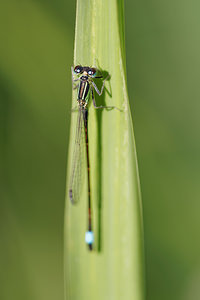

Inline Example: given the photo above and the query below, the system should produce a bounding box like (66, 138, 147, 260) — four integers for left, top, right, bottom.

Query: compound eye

(87, 68, 96, 77)
(74, 65, 83, 74)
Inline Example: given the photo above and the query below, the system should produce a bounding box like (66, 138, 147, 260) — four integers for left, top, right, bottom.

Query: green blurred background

(1, 0, 200, 299)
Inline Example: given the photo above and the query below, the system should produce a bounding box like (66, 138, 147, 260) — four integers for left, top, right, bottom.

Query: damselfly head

(74, 65, 97, 78)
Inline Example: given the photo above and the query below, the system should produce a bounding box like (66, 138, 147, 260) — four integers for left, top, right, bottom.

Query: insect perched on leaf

(69, 65, 119, 250)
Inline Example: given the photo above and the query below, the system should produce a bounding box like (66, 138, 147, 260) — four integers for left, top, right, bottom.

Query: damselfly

(69, 65, 119, 251)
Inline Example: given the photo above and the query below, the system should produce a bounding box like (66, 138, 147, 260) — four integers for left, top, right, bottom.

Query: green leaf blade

(65, 1, 145, 299)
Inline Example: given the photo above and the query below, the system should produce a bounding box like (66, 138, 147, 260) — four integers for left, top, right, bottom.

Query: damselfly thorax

(77, 72, 91, 108)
